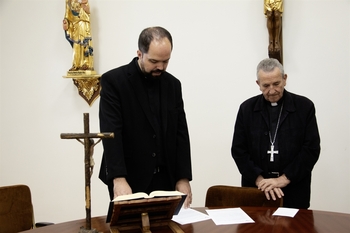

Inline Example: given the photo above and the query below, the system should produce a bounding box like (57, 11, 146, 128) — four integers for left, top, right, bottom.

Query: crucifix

(267, 145, 278, 162)
(61, 113, 114, 233)
(264, 0, 284, 64)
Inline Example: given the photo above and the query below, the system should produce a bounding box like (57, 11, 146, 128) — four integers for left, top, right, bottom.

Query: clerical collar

(268, 97, 284, 107)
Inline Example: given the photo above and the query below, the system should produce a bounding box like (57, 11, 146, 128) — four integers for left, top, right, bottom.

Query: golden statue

(264, 0, 283, 53)
(62, 0, 101, 106)
(63, 0, 94, 72)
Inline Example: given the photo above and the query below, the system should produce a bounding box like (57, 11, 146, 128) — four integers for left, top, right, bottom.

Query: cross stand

(61, 113, 114, 233)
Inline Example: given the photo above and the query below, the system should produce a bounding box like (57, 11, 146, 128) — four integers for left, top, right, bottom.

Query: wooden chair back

(0, 184, 35, 233)
(205, 185, 282, 208)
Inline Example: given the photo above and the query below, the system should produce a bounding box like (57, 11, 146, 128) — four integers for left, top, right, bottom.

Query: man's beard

(140, 63, 164, 79)
(145, 70, 163, 79)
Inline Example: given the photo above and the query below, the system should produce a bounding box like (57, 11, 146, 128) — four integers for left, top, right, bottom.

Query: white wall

(1, 0, 349, 224)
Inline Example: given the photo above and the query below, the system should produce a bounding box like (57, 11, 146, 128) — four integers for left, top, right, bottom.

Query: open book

(112, 190, 185, 202)
(112, 190, 187, 215)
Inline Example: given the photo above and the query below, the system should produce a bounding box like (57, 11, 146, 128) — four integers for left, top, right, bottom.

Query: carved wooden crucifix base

(61, 113, 114, 232)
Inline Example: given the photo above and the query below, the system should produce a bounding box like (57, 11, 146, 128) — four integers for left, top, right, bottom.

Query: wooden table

(20, 207, 350, 233)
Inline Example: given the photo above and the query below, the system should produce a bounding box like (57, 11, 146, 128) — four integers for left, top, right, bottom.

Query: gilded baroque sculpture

(264, 0, 283, 63)
(62, 0, 101, 106)
(63, 0, 94, 72)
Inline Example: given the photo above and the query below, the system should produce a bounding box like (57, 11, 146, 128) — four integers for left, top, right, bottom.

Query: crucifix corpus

(264, 0, 283, 64)
(61, 113, 114, 233)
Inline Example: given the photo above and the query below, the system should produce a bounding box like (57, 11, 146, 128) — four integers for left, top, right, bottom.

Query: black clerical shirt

(136, 62, 165, 167)
(266, 98, 284, 173)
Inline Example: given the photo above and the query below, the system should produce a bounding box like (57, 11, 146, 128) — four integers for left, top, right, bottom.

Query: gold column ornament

(62, 0, 101, 106)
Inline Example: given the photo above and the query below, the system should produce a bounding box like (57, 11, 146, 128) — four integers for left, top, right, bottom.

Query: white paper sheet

(205, 208, 255, 225)
(272, 207, 299, 217)
(171, 208, 211, 225)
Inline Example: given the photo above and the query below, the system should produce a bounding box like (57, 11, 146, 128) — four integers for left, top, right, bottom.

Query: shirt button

(152, 153, 156, 157)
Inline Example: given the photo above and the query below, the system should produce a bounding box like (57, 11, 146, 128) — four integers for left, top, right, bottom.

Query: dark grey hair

(138, 26, 173, 53)
(256, 58, 284, 79)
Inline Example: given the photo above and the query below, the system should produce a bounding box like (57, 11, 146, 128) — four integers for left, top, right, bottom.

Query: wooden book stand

(109, 196, 184, 233)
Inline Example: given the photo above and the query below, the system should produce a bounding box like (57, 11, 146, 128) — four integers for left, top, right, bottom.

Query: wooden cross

(61, 113, 114, 233)
(267, 145, 278, 162)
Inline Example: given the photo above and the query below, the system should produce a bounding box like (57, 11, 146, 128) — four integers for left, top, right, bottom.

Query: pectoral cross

(267, 144, 278, 162)
(61, 113, 114, 233)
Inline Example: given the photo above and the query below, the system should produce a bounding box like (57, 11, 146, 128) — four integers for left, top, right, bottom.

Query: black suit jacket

(231, 90, 320, 208)
(99, 58, 192, 193)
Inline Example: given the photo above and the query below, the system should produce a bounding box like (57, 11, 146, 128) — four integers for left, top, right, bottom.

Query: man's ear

(283, 74, 288, 86)
(137, 50, 142, 59)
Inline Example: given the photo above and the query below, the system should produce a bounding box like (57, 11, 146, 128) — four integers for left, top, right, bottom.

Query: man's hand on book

(113, 177, 132, 199)
(175, 179, 192, 208)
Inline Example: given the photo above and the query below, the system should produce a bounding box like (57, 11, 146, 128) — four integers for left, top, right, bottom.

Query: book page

(112, 192, 148, 202)
(149, 190, 185, 197)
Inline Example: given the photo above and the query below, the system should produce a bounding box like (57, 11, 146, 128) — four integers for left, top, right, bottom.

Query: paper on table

(171, 208, 211, 225)
(205, 208, 254, 225)
(272, 207, 299, 217)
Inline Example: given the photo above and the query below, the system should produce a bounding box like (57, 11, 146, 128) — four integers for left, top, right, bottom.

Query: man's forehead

(145, 40, 172, 61)
(144, 52, 171, 61)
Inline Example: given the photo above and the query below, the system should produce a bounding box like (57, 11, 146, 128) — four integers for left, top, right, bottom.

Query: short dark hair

(138, 26, 173, 53)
